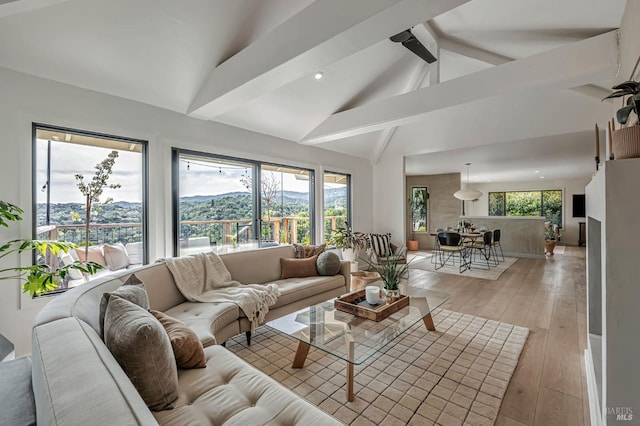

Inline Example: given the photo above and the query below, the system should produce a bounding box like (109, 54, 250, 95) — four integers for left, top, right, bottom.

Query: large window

(172, 149, 314, 255)
(33, 124, 147, 293)
(410, 187, 428, 232)
(323, 172, 351, 241)
(489, 190, 563, 226)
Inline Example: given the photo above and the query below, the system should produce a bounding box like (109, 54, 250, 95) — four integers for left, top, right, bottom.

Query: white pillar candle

(365, 286, 380, 305)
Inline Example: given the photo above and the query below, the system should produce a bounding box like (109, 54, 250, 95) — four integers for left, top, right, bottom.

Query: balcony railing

(37, 215, 347, 249)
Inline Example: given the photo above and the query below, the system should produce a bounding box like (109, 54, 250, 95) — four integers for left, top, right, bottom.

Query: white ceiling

(0, 0, 628, 183)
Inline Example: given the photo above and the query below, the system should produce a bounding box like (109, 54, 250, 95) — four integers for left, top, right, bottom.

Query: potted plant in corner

(408, 188, 428, 251)
(329, 222, 367, 263)
(604, 79, 640, 159)
(544, 224, 560, 256)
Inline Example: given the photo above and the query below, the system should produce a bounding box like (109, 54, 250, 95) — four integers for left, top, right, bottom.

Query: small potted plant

(544, 224, 560, 256)
(603, 80, 640, 159)
(363, 253, 411, 301)
(458, 219, 473, 232)
(329, 222, 367, 262)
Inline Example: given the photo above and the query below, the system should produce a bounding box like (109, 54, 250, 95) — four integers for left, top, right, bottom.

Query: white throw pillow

(103, 243, 130, 271)
(125, 242, 143, 265)
(60, 252, 83, 280)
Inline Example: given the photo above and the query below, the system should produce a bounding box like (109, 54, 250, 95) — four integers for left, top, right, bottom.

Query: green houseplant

(544, 224, 560, 256)
(329, 221, 367, 262)
(408, 188, 428, 250)
(604, 80, 640, 159)
(0, 201, 102, 296)
(363, 253, 411, 300)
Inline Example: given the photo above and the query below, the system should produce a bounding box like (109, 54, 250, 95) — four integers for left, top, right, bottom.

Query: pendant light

(454, 163, 483, 201)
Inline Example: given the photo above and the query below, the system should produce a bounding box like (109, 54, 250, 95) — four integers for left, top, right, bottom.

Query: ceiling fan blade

(402, 38, 437, 64)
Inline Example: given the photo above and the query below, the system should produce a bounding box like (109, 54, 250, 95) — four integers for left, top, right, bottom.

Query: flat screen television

(573, 194, 586, 218)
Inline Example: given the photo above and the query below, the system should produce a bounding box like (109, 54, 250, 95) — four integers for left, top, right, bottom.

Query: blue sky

(36, 139, 318, 203)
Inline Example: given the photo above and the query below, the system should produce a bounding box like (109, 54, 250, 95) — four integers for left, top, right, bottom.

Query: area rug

(410, 255, 518, 281)
(226, 309, 529, 425)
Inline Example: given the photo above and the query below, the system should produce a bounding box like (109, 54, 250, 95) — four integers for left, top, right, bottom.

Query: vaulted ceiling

(0, 0, 628, 182)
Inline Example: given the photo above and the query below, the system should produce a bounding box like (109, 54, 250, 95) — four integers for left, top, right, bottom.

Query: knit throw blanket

(161, 252, 280, 332)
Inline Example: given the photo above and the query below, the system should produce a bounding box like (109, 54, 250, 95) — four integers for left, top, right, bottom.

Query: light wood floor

(405, 247, 589, 426)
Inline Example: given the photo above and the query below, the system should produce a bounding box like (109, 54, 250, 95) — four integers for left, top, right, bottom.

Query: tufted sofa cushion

(151, 345, 339, 425)
(164, 302, 240, 347)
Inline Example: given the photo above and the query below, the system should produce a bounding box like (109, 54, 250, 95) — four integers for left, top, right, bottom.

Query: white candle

(365, 286, 380, 305)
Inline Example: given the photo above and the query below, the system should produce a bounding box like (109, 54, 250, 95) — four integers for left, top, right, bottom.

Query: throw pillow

(103, 243, 130, 271)
(59, 252, 84, 280)
(74, 245, 107, 267)
(104, 295, 178, 411)
(316, 251, 341, 276)
(369, 233, 392, 257)
(293, 243, 326, 259)
(125, 242, 143, 265)
(149, 309, 207, 369)
(99, 275, 149, 339)
(280, 255, 319, 279)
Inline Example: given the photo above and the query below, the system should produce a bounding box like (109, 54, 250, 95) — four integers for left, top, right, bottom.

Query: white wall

(466, 177, 590, 246)
(0, 66, 374, 356)
(372, 153, 405, 239)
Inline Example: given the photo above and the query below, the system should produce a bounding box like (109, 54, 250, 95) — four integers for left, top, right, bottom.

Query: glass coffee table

(266, 285, 450, 401)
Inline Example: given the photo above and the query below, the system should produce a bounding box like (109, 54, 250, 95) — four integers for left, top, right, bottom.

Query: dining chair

(436, 232, 470, 273)
(492, 229, 504, 262)
(431, 228, 444, 265)
(466, 231, 496, 270)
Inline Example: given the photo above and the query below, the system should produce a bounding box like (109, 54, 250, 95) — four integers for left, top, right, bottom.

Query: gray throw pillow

(104, 295, 178, 411)
(99, 275, 149, 339)
(316, 251, 341, 276)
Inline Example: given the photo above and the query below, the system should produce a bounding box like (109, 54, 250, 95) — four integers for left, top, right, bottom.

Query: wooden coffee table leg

(292, 342, 310, 368)
(423, 314, 436, 331)
(346, 339, 355, 402)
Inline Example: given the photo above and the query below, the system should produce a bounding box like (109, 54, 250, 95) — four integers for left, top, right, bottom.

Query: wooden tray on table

(334, 289, 409, 322)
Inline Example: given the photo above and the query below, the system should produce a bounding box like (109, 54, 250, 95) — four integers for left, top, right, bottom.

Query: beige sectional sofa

(32, 245, 348, 425)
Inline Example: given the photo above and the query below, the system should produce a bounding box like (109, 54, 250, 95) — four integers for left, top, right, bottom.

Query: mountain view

(37, 188, 347, 246)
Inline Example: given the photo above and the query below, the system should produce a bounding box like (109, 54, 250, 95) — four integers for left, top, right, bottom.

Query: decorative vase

(383, 288, 400, 302)
(341, 248, 358, 262)
(544, 240, 556, 256)
(612, 126, 640, 159)
(407, 240, 419, 251)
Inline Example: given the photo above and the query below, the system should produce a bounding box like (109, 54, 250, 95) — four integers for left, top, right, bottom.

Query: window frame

(31, 123, 149, 295)
(409, 186, 429, 233)
(488, 189, 563, 227)
(171, 148, 316, 255)
(323, 171, 352, 243)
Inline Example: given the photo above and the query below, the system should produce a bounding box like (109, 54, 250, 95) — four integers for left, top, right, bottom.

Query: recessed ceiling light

(540, 176, 545, 179)
(314, 72, 324, 80)
(534, 170, 540, 173)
